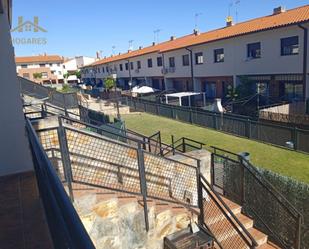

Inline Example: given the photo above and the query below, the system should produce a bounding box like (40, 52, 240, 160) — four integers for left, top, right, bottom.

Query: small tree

(226, 84, 238, 101)
(61, 84, 71, 93)
(104, 76, 116, 91)
(235, 76, 255, 99)
(33, 72, 42, 81)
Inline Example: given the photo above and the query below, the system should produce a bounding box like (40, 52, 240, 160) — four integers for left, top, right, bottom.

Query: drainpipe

(185, 48, 194, 91)
(298, 24, 308, 110)
(127, 59, 133, 88)
(161, 52, 167, 90)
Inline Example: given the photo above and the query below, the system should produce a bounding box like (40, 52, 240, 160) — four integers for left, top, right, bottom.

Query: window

(283, 82, 303, 100)
(119, 64, 123, 71)
(137, 61, 141, 69)
(182, 54, 190, 66)
(281, 36, 299, 56)
(23, 73, 30, 79)
(97, 68, 101, 73)
(106, 66, 109, 73)
(41, 72, 48, 78)
(247, 42, 261, 59)
(195, 52, 203, 64)
(57, 63, 60, 66)
(147, 58, 153, 68)
(169, 57, 175, 68)
(214, 48, 224, 63)
(21, 64, 27, 68)
(39, 64, 45, 67)
(125, 63, 129, 70)
(157, 57, 163, 67)
(130, 62, 134, 70)
(102, 67, 105, 73)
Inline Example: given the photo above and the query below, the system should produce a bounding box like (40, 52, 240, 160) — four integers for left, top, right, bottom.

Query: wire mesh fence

(65, 127, 142, 195)
(211, 149, 302, 249)
(144, 151, 198, 206)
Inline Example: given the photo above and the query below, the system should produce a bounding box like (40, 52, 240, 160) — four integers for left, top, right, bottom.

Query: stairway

(205, 194, 281, 249)
(71, 183, 196, 249)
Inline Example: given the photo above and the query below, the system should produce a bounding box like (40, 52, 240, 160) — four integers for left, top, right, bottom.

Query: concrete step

(248, 227, 268, 246)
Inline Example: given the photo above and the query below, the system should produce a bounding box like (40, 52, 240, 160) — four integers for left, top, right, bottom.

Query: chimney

(226, 16, 233, 27)
(96, 51, 101, 59)
(193, 29, 200, 36)
(128, 49, 132, 53)
(152, 42, 156, 46)
(119, 52, 121, 55)
(273, 6, 286, 15)
(139, 46, 143, 50)
(170, 36, 176, 41)
(44, 52, 47, 56)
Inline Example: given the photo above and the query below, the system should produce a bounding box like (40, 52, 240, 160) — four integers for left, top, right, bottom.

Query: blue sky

(12, 0, 309, 58)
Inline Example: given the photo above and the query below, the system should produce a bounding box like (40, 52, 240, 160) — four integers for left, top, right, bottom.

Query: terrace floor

(0, 171, 54, 249)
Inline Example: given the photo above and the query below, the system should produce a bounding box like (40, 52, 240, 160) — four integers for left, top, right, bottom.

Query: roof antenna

(228, 1, 233, 17)
(128, 40, 134, 50)
(153, 29, 162, 43)
(235, 0, 240, 23)
(194, 13, 203, 30)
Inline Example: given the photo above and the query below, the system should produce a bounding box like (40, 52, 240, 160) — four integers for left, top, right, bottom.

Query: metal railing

(210, 146, 303, 249)
(122, 97, 309, 153)
(199, 174, 258, 249)
(20, 76, 79, 109)
(171, 135, 205, 153)
(35, 119, 200, 232)
(26, 119, 95, 249)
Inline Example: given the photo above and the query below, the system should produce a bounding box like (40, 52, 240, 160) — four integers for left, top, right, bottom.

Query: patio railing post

(57, 117, 74, 202)
(197, 160, 204, 225)
(137, 143, 149, 231)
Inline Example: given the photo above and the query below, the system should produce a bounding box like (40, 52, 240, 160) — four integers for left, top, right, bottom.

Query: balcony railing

(26, 118, 95, 249)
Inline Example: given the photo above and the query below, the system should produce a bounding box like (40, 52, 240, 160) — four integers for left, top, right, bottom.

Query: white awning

(68, 75, 78, 81)
(165, 92, 202, 98)
(132, 86, 158, 94)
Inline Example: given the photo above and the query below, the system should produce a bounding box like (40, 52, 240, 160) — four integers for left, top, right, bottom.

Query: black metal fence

(122, 97, 309, 154)
(211, 147, 303, 249)
(19, 76, 79, 109)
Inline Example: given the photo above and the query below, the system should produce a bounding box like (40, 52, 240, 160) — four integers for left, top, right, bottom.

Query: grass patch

(122, 112, 309, 184)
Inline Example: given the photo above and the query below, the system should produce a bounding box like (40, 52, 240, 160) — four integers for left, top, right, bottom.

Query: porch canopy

(164, 92, 206, 107)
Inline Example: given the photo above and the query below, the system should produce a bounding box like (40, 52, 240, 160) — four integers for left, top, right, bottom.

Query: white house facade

(81, 5, 309, 102)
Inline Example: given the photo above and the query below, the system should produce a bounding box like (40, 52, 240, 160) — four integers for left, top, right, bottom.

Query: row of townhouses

(16, 54, 96, 84)
(81, 5, 309, 102)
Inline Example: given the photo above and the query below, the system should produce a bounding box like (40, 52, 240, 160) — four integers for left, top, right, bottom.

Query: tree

(104, 76, 116, 90)
(33, 72, 42, 81)
(235, 76, 255, 99)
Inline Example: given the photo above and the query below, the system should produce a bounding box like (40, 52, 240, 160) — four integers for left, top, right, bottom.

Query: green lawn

(122, 113, 309, 184)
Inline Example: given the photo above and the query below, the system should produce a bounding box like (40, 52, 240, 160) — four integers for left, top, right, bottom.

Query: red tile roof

(15, 55, 64, 64)
(86, 5, 309, 67)
(160, 4, 309, 52)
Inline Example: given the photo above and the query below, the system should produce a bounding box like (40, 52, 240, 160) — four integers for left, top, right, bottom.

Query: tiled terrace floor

(0, 171, 54, 249)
